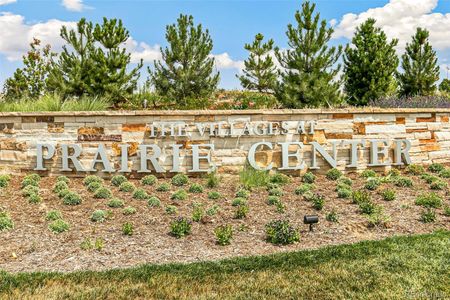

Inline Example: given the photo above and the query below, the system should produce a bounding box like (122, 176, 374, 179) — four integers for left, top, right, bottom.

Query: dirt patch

(0, 170, 449, 273)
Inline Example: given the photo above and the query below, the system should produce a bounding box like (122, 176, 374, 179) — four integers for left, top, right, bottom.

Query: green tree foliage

(3, 38, 56, 100)
(48, 18, 142, 105)
(275, 1, 343, 108)
(439, 78, 450, 93)
(343, 18, 399, 106)
(238, 33, 277, 93)
(149, 14, 219, 109)
(398, 28, 440, 97)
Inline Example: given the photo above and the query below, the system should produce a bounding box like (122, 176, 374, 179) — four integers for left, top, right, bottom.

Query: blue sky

(1, 0, 450, 89)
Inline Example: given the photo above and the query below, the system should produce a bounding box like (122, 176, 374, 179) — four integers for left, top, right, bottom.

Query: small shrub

(192, 204, 204, 222)
(295, 183, 315, 195)
(107, 198, 124, 208)
(0, 212, 14, 231)
(156, 183, 170, 192)
(57, 188, 70, 199)
(234, 204, 249, 219)
(268, 188, 283, 197)
(63, 192, 82, 205)
(21, 177, 39, 188)
(165, 205, 177, 215)
(189, 183, 204, 193)
(91, 210, 108, 222)
(421, 173, 439, 184)
(303, 191, 315, 201)
(94, 187, 112, 199)
(46, 210, 62, 221)
(438, 168, 450, 178)
(365, 178, 381, 191)
(132, 188, 149, 200)
(83, 175, 102, 186)
(214, 225, 233, 245)
(406, 164, 425, 175)
(148, 196, 161, 207)
(119, 181, 135, 192)
(265, 220, 299, 245)
(208, 191, 221, 200)
(28, 193, 42, 204)
(267, 195, 281, 206)
(171, 174, 189, 186)
(302, 172, 316, 184)
(359, 199, 378, 215)
(239, 166, 270, 189)
(337, 176, 352, 186)
(206, 171, 220, 188)
(276, 201, 286, 213)
(443, 205, 450, 216)
(111, 175, 127, 187)
(0, 175, 11, 188)
(360, 170, 377, 178)
(415, 193, 442, 208)
(420, 208, 436, 223)
(352, 190, 371, 204)
(326, 210, 339, 223)
(381, 189, 396, 201)
(387, 169, 401, 177)
(269, 173, 290, 185)
(123, 206, 136, 215)
(170, 217, 192, 238)
(87, 181, 102, 193)
(326, 168, 342, 181)
(430, 180, 447, 190)
(366, 209, 390, 228)
(53, 181, 69, 194)
(22, 185, 39, 197)
(141, 175, 157, 186)
(428, 163, 444, 173)
(206, 205, 220, 216)
(235, 189, 250, 199)
(335, 182, 351, 191)
(122, 222, 133, 236)
(265, 182, 280, 191)
(311, 193, 325, 210)
(48, 219, 69, 233)
(394, 176, 413, 188)
(232, 197, 247, 206)
(337, 188, 352, 199)
(171, 189, 187, 201)
(56, 176, 69, 184)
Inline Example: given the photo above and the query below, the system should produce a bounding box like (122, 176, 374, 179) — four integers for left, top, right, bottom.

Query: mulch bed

(0, 170, 449, 273)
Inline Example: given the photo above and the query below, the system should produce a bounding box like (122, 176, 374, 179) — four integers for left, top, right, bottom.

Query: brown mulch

(0, 171, 449, 273)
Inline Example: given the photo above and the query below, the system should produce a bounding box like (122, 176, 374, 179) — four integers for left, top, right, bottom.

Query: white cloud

(333, 0, 450, 50)
(125, 38, 162, 63)
(0, 12, 75, 61)
(62, 0, 86, 12)
(0, 0, 16, 5)
(212, 53, 244, 70)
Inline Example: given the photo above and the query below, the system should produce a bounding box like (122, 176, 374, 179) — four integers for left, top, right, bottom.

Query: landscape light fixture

(143, 99, 148, 109)
(304, 215, 319, 232)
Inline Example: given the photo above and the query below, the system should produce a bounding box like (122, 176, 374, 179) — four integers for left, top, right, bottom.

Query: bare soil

(0, 170, 449, 273)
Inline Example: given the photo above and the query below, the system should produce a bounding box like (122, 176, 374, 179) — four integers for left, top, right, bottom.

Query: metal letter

(61, 144, 85, 172)
(310, 141, 341, 169)
(368, 139, 391, 166)
(278, 142, 306, 170)
(248, 142, 273, 171)
(89, 144, 114, 172)
(138, 144, 164, 173)
(34, 143, 56, 171)
(393, 139, 412, 165)
(190, 144, 215, 172)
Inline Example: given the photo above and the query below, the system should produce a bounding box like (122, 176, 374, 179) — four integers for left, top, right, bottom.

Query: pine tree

(237, 33, 277, 93)
(398, 28, 440, 97)
(48, 18, 142, 104)
(439, 79, 450, 93)
(343, 18, 399, 106)
(3, 38, 56, 100)
(150, 14, 219, 109)
(275, 1, 343, 108)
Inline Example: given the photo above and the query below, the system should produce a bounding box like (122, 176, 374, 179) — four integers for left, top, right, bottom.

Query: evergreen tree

(3, 38, 56, 100)
(48, 18, 142, 104)
(150, 14, 219, 109)
(439, 78, 450, 93)
(343, 18, 399, 106)
(275, 1, 343, 108)
(237, 33, 277, 93)
(398, 28, 440, 97)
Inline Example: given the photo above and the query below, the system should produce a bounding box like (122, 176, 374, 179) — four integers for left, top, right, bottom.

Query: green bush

(302, 172, 316, 184)
(53, 181, 69, 194)
(25, 173, 41, 183)
(123, 206, 136, 215)
(46, 210, 62, 221)
(21, 177, 39, 188)
(360, 170, 377, 178)
(335, 182, 351, 191)
(28, 193, 42, 204)
(63, 191, 82, 205)
(265, 220, 299, 245)
(430, 180, 447, 190)
(295, 183, 315, 195)
(22, 185, 39, 197)
(269, 173, 290, 185)
(337, 188, 352, 199)
(206, 205, 220, 216)
(214, 225, 233, 246)
(438, 168, 450, 178)
(421, 173, 439, 184)
(208, 191, 221, 200)
(132, 188, 149, 200)
(0, 211, 14, 231)
(111, 175, 127, 187)
(91, 210, 108, 222)
(326, 210, 339, 223)
(170, 217, 192, 238)
(303, 191, 315, 201)
(337, 176, 352, 186)
(0, 174, 11, 188)
(87, 181, 102, 193)
(171, 189, 187, 201)
(119, 181, 136, 192)
(428, 163, 444, 173)
(420, 208, 436, 223)
(365, 178, 381, 191)
(231, 197, 247, 207)
(83, 175, 102, 186)
(56, 176, 69, 184)
(148, 196, 161, 207)
(267, 195, 281, 206)
(107, 198, 124, 208)
(94, 187, 113, 199)
(268, 188, 283, 197)
(57, 188, 70, 199)
(387, 169, 401, 177)
(48, 219, 69, 233)
(156, 183, 170, 192)
(141, 175, 157, 186)
(311, 193, 325, 210)
(366, 208, 390, 228)
(171, 174, 189, 186)
(406, 164, 425, 175)
(394, 176, 413, 187)
(234, 204, 249, 219)
(326, 168, 342, 181)
(192, 204, 204, 222)
(443, 205, 450, 216)
(352, 190, 371, 204)
(415, 193, 442, 208)
(239, 166, 270, 189)
(359, 199, 378, 215)
(235, 189, 250, 199)
(122, 222, 133, 236)
(206, 171, 220, 188)
(165, 205, 177, 215)
(276, 201, 286, 213)
(189, 183, 204, 193)
(381, 189, 396, 201)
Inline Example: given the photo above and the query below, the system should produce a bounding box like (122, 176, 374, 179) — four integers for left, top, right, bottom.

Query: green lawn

(1, 230, 449, 299)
